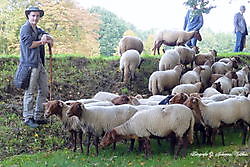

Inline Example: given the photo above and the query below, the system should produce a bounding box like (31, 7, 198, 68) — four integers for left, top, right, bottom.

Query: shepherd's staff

(48, 43, 53, 101)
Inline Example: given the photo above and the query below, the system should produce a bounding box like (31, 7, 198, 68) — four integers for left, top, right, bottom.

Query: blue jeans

(186, 37, 197, 47)
(23, 63, 49, 121)
(234, 31, 246, 52)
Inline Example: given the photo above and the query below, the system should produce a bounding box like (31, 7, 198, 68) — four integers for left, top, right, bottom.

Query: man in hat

(234, 5, 248, 52)
(20, 6, 53, 128)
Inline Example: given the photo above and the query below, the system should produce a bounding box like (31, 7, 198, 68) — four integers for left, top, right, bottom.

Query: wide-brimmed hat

(25, 6, 44, 18)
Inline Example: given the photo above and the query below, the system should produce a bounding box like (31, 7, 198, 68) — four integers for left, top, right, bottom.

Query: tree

(0, 0, 100, 56)
(89, 6, 128, 56)
(183, 0, 216, 14)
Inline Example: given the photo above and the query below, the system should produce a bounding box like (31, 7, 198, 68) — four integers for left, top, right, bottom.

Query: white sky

(75, 0, 249, 33)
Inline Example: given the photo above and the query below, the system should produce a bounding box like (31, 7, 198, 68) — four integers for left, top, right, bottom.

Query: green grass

(0, 128, 249, 167)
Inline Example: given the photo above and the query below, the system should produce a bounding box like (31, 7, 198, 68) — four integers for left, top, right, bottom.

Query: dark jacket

(19, 21, 47, 67)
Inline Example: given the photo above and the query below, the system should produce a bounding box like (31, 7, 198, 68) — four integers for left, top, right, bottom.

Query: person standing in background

(234, 5, 248, 52)
(19, 6, 53, 128)
(183, 5, 204, 47)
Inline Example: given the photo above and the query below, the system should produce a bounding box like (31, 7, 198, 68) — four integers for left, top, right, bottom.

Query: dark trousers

(234, 31, 246, 52)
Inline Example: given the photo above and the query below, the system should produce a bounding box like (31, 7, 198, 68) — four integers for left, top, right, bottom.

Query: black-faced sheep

(152, 30, 202, 55)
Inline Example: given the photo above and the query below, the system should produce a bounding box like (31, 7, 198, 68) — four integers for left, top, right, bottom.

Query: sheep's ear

(80, 103, 85, 110)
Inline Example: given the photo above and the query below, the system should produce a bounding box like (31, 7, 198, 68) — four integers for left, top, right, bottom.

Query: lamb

(43, 100, 86, 153)
(152, 30, 202, 55)
(184, 96, 250, 145)
(180, 66, 204, 84)
(175, 46, 199, 69)
(118, 36, 144, 56)
(214, 71, 238, 94)
(236, 65, 250, 87)
(92, 91, 119, 102)
(66, 102, 138, 155)
(99, 104, 195, 158)
(171, 82, 202, 95)
(194, 49, 217, 66)
(229, 83, 250, 96)
(148, 64, 184, 95)
(158, 49, 180, 71)
(211, 58, 238, 74)
(120, 49, 141, 83)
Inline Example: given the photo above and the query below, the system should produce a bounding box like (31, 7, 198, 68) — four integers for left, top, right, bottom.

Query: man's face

(28, 11, 41, 26)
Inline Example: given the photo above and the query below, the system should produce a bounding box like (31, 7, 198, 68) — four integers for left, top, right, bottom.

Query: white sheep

(159, 49, 180, 71)
(202, 82, 223, 97)
(92, 91, 119, 102)
(67, 102, 138, 155)
(229, 83, 250, 96)
(100, 104, 195, 158)
(120, 49, 141, 83)
(211, 58, 238, 75)
(44, 100, 86, 153)
(118, 36, 144, 56)
(214, 71, 238, 94)
(152, 30, 202, 55)
(148, 65, 184, 95)
(180, 66, 204, 84)
(194, 49, 217, 66)
(184, 96, 250, 145)
(171, 82, 202, 95)
(236, 65, 250, 87)
(175, 46, 198, 68)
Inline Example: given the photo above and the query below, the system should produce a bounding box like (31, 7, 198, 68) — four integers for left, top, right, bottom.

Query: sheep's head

(169, 93, 189, 104)
(67, 102, 84, 118)
(230, 58, 238, 69)
(225, 71, 238, 80)
(128, 96, 140, 105)
(213, 82, 223, 93)
(44, 100, 64, 118)
(194, 31, 202, 41)
(99, 129, 122, 148)
(184, 97, 205, 126)
(111, 95, 130, 105)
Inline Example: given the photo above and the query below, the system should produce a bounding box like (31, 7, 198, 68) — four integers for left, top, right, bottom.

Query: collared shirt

(234, 12, 248, 35)
(20, 21, 47, 67)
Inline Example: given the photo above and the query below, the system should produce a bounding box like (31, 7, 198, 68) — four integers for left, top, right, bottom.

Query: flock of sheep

(44, 30, 250, 158)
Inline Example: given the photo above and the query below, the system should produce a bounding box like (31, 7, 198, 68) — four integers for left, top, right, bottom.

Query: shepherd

(17, 6, 54, 128)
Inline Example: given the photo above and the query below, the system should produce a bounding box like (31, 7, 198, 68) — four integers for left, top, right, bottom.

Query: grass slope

(0, 53, 249, 166)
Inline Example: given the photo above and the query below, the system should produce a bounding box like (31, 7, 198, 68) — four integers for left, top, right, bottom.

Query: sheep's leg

(138, 58, 144, 69)
(200, 126, 206, 145)
(112, 142, 116, 150)
(79, 131, 83, 153)
(157, 138, 161, 146)
(211, 128, 217, 146)
(128, 139, 135, 152)
(86, 132, 92, 155)
(169, 135, 177, 155)
(241, 121, 248, 145)
(120, 68, 124, 82)
(143, 138, 151, 158)
(94, 136, 99, 156)
(206, 127, 213, 145)
(219, 128, 225, 146)
(138, 137, 144, 152)
(181, 136, 189, 157)
(194, 126, 200, 145)
(73, 131, 77, 152)
(174, 137, 183, 159)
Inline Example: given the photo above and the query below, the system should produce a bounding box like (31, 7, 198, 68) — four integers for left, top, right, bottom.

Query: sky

(75, 0, 249, 33)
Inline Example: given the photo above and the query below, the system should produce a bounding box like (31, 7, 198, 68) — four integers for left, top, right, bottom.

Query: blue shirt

(183, 9, 203, 32)
(234, 12, 248, 35)
(20, 21, 47, 67)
